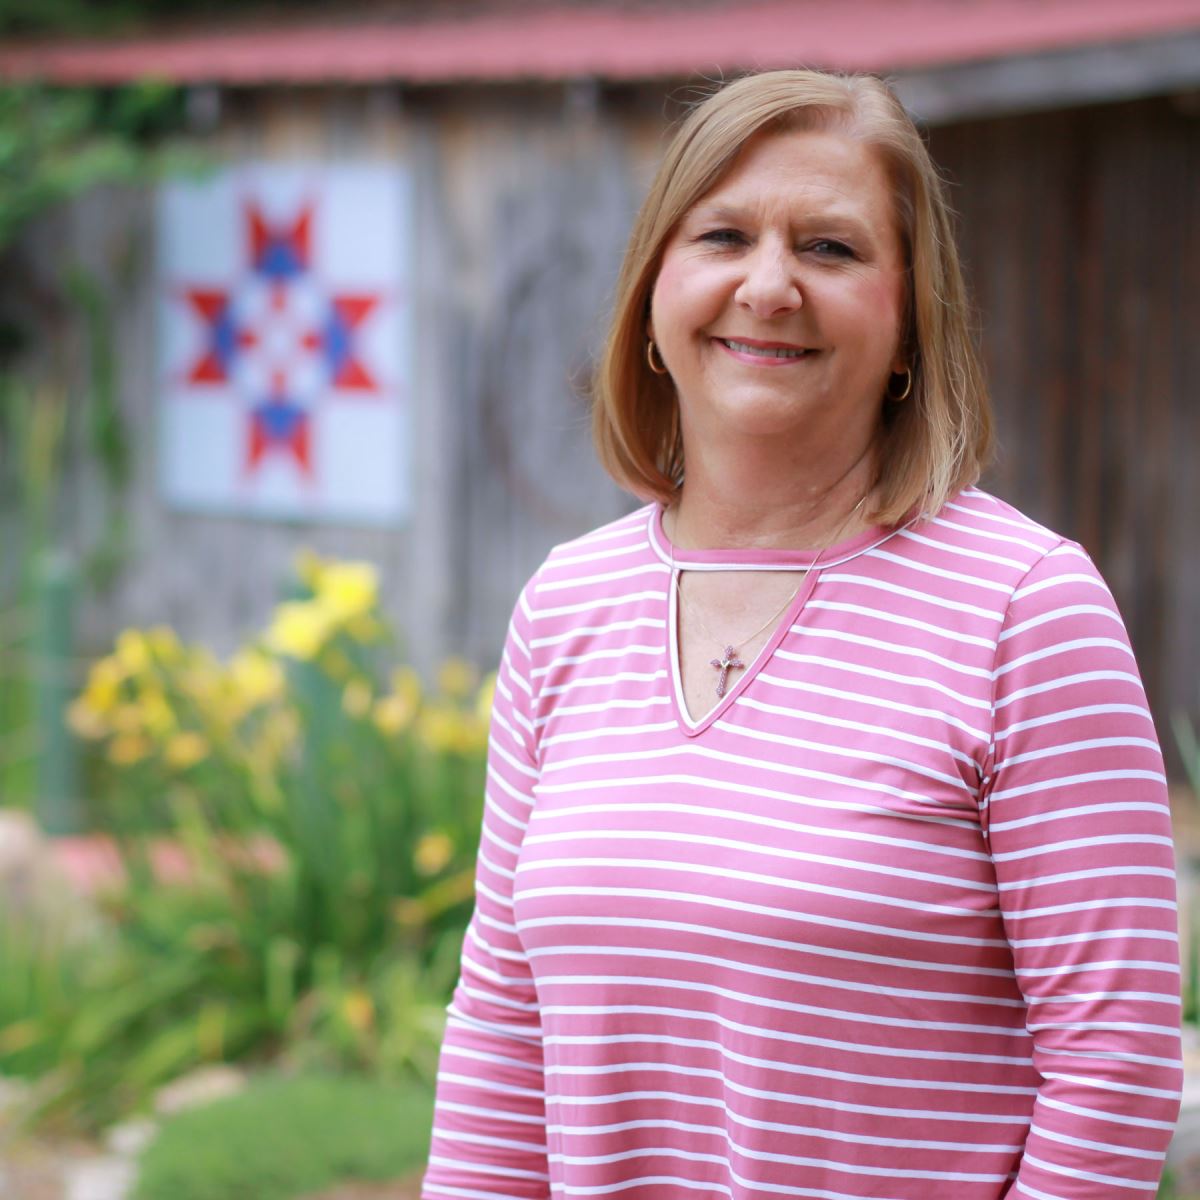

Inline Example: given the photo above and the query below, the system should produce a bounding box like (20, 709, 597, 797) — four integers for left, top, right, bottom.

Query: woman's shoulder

(923, 487, 1066, 555)
(534, 503, 659, 579)
(911, 486, 1117, 615)
(909, 486, 1089, 575)
(548, 503, 658, 557)
(509, 503, 660, 614)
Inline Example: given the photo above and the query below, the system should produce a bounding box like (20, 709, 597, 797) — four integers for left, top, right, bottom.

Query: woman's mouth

(716, 337, 812, 363)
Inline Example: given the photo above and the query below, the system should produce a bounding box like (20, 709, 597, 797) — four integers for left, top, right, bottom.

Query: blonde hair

(591, 69, 993, 525)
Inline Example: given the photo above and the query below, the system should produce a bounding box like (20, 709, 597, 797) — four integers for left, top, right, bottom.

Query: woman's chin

(685, 395, 822, 443)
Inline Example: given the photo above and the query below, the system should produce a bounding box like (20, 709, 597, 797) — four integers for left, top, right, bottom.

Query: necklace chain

(675, 574, 799, 654)
(670, 493, 869, 699)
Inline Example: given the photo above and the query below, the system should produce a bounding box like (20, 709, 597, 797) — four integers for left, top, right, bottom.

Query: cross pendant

(709, 645, 745, 699)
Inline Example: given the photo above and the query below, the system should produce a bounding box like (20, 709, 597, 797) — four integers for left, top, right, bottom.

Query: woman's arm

(422, 580, 551, 1199)
(983, 541, 1184, 1198)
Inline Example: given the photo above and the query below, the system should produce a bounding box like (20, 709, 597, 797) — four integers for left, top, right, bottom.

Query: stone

(153, 1063, 247, 1117)
(64, 1156, 136, 1200)
(104, 1116, 159, 1158)
(0, 1073, 33, 1121)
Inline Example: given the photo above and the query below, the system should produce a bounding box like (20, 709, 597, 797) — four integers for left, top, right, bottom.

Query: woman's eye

(809, 239, 854, 258)
(699, 229, 744, 246)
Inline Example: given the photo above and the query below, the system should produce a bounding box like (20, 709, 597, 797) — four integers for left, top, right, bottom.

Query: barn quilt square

(157, 163, 411, 524)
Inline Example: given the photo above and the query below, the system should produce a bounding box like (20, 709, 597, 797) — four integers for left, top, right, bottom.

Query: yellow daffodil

(454, 716, 488, 755)
(95, 655, 127, 684)
(315, 561, 378, 621)
(138, 687, 177, 738)
(390, 665, 422, 707)
(372, 692, 416, 737)
(178, 647, 222, 704)
(417, 703, 464, 755)
(414, 830, 454, 876)
(437, 656, 477, 699)
(110, 702, 145, 735)
(146, 625, 183, 665)
(108, 732, 151, 765)
(164, 730, 209, 770)
(228, 648, 285, 708)
(341, 988, 375, 1034)
(114, 629, 150, 676)
(66, 697, 107, 739)
(475, 671, 497, 723)
(342, 677, 373, 718)
(81, 657, 123, 713)
(264, 600, 333, 660)
(293, 547, 326, 591)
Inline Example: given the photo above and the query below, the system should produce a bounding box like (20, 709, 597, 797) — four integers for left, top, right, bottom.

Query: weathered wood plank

(931, 95, 1200, 771)
(898, 31, 1200, 126)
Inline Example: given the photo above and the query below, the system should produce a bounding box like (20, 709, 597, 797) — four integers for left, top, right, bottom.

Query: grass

(132, 1072, 434, 1200)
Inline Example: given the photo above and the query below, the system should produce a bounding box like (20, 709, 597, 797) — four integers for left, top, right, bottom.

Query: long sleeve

(981, 541, 1183, 1198)
(422, 579, 551, 1199)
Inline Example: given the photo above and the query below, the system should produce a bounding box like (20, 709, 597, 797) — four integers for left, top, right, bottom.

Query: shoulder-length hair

(591, 69, 993, 526)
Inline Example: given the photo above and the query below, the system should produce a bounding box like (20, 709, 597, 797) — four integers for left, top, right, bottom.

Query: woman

(422, 70, 1183, 1199)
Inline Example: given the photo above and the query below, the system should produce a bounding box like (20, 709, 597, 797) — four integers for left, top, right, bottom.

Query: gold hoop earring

(647, 339, 669, 376)
(887, 368, 912, 401)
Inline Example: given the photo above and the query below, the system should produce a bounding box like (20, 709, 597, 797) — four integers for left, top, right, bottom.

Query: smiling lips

(716, 336, 813, 364)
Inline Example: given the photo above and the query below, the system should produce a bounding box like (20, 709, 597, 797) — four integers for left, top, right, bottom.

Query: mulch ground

(298, 1179, 423, 1200)
(0, 1134, 105, 1200)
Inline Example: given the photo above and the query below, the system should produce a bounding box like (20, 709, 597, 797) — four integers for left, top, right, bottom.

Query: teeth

(723, 339, 807, 359)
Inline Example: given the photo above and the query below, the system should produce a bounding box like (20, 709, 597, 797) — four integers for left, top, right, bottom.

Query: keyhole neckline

(651, 503, 906, 735)
(649, 503, 895, 571)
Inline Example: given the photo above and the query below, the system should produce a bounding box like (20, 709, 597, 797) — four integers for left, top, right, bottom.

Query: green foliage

(1, 556, 487, 1132)
(0, 380, 71, 810)
(0, 75, 200, 809)
(132, 1072, 432, 1200)
(0, 902, 96, 1078)
(0, 81, 189, 256)
(63, 266, 133, 588)
(0, 76, 194, 641)
(0, 38, 209, 816)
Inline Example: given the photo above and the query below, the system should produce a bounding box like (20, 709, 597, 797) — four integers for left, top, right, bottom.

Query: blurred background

(0, 1, 1198, 1197)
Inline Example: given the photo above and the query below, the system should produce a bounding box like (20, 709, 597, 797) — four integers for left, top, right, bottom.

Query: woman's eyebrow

(689, 203, 751, 224)
(689, 202, 876, 241)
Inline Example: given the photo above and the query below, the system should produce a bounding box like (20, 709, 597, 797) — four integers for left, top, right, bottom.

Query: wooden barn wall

(929, 96, 1200, 760)
(424, 87, 658, 662)
(11, 86, 1197, 769)
(16, 86, 656, 678)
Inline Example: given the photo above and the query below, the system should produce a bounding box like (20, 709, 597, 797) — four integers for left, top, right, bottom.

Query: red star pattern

(178, 199, 383, 478)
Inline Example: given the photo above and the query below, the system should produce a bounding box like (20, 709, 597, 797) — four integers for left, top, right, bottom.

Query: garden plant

(0, 550, 490, 1135)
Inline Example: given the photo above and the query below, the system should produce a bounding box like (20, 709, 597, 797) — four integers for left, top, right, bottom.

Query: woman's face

(648, 127, 908, 461)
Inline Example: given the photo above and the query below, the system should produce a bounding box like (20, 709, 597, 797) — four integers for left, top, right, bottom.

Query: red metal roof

(3, 0, 1200, 85)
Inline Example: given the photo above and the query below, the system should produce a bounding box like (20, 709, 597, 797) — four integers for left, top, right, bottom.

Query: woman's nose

(734, 242, 802, 317)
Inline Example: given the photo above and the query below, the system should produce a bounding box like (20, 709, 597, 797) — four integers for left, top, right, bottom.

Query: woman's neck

(667, 439, 879, 552)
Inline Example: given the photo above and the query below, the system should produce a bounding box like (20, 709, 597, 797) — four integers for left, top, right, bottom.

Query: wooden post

(33, 549, 80, 834)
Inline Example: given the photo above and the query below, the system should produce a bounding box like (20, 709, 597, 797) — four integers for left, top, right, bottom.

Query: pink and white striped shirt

(422, 488, 1183, 1200)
